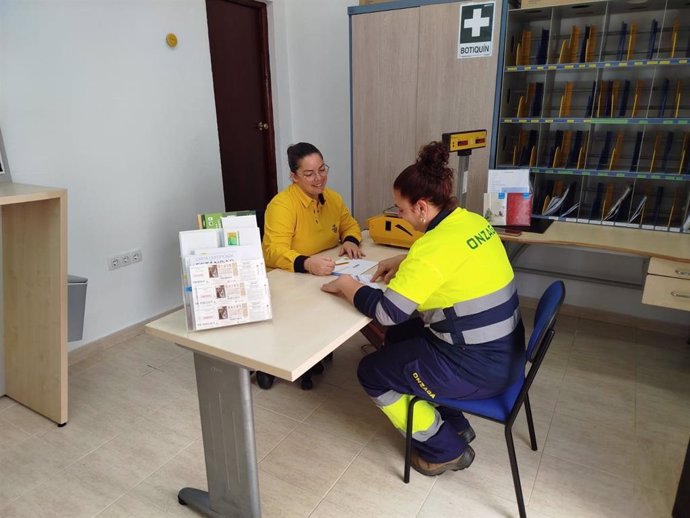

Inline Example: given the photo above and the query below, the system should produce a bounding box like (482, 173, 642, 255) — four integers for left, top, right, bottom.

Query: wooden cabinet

(643, 257, 690, 311)
(2, 183, 67, 425)
(350, 1, 504, 223)
(494, 0, 690, 233)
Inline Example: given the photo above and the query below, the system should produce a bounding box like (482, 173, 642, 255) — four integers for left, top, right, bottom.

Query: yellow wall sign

(166, 33, 178, 48)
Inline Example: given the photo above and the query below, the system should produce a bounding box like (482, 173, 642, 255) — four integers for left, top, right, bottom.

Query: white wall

(0, 0, 225, 351)
(279, 0, 358, 200)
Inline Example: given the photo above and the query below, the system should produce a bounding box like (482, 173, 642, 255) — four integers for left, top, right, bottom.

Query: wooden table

(498, 221, 690, 313)
(145, 236, 397, 517)
(1, 183, 68, 425)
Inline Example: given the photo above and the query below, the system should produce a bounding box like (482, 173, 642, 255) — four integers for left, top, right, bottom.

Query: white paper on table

(333, 259, 377, 276)
(487, 169, 531, 194)
(351, 273, 386, 290)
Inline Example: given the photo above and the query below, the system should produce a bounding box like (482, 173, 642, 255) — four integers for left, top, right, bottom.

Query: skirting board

(68, 306, 182, 366)
(519, 296, 690, 338)
(69, 301, 688, 368)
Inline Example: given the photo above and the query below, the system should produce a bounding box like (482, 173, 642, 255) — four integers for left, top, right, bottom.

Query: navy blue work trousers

(357, 319, 504, 463)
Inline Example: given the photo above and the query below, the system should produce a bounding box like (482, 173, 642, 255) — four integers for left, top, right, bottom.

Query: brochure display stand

(179, 214, 271, 331)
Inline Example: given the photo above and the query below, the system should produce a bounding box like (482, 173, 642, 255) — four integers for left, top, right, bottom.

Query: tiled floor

(0, 314, 688, 517)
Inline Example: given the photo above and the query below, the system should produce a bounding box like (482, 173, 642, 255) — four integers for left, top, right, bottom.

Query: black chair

(403, 281, 566, 518)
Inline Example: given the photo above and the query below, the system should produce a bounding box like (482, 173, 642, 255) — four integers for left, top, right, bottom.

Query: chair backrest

(527, 281, 566, 362)
(505, 281, 565, 426)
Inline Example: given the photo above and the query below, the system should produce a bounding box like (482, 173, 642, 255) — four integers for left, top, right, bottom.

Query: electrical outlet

(108, 248, 142, 270)
(108, 255, 121, 270)
(131, 249, 143, 264)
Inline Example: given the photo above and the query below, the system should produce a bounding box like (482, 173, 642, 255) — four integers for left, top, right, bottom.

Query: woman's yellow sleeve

(262, 197, 300, 271)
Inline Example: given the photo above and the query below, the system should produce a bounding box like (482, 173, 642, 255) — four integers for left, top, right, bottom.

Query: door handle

(257, 122, 269, 131)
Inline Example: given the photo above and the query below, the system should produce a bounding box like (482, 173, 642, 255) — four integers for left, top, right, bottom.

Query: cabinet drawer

(642, 275, 690, 312)
(647, 258, 690, 280)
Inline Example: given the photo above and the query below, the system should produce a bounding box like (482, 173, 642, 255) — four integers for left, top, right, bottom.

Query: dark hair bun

(417, 141, 451, 181)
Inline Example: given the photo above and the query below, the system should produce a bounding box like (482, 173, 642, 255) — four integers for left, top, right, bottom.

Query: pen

(334, 260, 350, 266)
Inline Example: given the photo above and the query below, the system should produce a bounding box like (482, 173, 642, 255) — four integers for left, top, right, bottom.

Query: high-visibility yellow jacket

(354, 207, 524, 388)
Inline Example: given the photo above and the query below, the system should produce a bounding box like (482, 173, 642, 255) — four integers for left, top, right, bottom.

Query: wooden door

(206, 0, 277, 213)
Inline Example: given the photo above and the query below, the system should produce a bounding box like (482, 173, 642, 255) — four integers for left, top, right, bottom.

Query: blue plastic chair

(403, 281, 566, 518)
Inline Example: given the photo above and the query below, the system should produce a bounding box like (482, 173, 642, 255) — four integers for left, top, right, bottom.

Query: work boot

(410, 445, 475, 476)
(459, 425, 476, 445)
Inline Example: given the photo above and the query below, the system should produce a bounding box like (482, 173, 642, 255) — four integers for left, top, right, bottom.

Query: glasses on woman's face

(298, 164, 330, 181)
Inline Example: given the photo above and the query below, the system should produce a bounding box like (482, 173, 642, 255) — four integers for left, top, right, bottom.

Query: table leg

(179, 352, 261, 518)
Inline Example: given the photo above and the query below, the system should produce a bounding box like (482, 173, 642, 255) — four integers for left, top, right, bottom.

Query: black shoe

(410, 445, 475, 476)
(300, 377, 313, 390)
(458, 425, 476, 445)
(311, 361, 325, 375)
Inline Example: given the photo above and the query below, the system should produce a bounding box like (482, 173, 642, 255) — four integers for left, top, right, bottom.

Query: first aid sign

(458, 2, 495, 59)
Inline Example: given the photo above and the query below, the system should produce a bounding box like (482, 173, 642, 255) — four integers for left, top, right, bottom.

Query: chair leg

(505, 425, 527, 518)
(403, 398, 418, 483)
(523, 394, 538, 451)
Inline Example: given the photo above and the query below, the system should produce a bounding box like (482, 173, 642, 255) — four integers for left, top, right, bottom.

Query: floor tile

(319, 427, 434, 517)
(259, 422, 363, 496)
(0, 396, 17, 412)
(258, 470, 322, 518)
(418, 477, 521, 518)
(303, 385, 388, 446)
(253, 405, 301, 460)
(543, 412, 636, 480)
(529, 454, 635, 518)
(95, 493, 174, 518)
(0, 470, 117, 518)
(127, 441, 206, 516)
(0, 403, 55, 436)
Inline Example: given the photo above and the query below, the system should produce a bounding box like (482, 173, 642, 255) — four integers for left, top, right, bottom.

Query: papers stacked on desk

(179, 214, 272, 331)
(483, 169, 533, 226)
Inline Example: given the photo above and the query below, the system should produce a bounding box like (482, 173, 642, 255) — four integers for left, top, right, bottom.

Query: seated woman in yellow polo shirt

(262, 142, 364, 276)
(261, 142, 364, 390)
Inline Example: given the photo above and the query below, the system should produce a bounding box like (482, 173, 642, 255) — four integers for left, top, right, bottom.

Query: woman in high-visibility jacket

(321, 141, 525, 476)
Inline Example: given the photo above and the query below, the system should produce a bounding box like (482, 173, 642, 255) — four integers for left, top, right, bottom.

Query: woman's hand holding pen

(339, 241, 365, 259)
(370, 254, 406, 284)
(305, 255, 335, 276)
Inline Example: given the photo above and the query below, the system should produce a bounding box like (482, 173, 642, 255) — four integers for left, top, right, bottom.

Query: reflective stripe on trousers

(371, 390, 443, 442)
